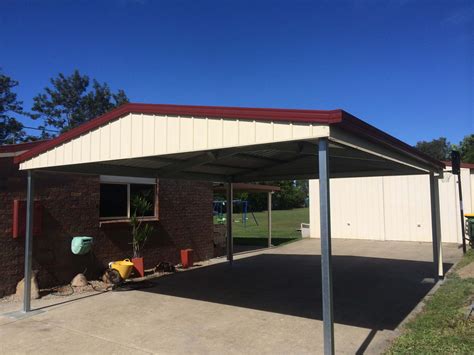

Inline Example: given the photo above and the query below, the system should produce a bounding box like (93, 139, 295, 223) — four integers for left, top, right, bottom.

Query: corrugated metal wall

(20, 113, 329, 170)
(309, 168, 473, 243)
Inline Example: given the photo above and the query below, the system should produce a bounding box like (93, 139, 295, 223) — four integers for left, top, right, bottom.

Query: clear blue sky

(1, 0, 472, 145)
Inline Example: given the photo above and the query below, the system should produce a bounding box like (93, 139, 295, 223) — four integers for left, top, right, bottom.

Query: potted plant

(130, 194, 154, 277)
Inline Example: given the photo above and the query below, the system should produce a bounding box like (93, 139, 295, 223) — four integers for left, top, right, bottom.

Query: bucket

(110, 259, 134, 279)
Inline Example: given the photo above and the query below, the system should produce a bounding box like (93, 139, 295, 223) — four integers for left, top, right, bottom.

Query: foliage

(31, 70, 129, 135)
(230, 180, 308, 212)
(0, 70, 25, 144)
(130, 194, 154, 258)
(459, 134, 474, 163)
(386, 251, 474, 354)
(415, 137, 452, 161)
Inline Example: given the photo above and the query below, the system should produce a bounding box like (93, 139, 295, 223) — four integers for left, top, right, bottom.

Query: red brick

(0, 157, 214, 297)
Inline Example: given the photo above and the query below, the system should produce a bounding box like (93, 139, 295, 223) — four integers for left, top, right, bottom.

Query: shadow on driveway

(141, 254, 453, 331)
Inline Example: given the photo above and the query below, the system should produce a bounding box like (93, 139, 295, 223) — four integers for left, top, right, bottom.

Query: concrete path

(0, 239, 462, 354)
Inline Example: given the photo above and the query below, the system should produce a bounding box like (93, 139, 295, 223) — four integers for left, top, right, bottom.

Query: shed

(309, 164, 473, 243)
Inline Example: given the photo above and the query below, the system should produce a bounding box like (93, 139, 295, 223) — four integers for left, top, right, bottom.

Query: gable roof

(14, 103, 444, 170)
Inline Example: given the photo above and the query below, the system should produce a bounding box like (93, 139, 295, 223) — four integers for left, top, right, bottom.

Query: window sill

(99, 217, 159, 228)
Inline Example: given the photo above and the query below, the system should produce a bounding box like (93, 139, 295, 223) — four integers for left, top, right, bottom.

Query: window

(99, 176, 157, 219)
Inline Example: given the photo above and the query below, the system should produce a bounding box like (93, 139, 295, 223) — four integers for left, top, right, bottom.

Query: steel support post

(429, 172, 444, 279)
(23, 170, 34, 313)
(268, 191, 272, 248)
(456, 173, 467, 253)
(226, 182, 233, 263)
(318, 138, 334, 355)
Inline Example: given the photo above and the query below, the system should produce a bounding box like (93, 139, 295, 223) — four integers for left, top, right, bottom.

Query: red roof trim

(443, 161, 474, 169)
(0, 140, 48, 153)
(14, 103, 343, 164)
(13, 103, 444, 170)
(337, 111, 445, 169)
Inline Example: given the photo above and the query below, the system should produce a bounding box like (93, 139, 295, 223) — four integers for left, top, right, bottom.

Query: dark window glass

(100, 184, 128, 218)
(130, 184, 155, 217)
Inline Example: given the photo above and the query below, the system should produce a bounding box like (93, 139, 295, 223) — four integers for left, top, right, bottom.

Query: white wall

(309, 168, 473, 243)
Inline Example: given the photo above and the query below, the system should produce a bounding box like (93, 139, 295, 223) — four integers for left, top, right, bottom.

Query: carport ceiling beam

(157, 151, 223, 177)
(237, 153, 286, 164)
(44, 164, 229, 182)
(157, 141, 319, 177)
(156, 145, 287, 177)
(234, 155, 312, 180)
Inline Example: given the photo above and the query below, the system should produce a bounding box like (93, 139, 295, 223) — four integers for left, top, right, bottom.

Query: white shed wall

(309, 168, 473, 243)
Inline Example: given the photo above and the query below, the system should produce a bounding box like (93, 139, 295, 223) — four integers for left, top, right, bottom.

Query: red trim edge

(443, 161, 474, 169)
(0, 140, 48, 154)
(13, 103, 444, 170)
(14, 103, 343, 164)
(337, 111, 445, 169)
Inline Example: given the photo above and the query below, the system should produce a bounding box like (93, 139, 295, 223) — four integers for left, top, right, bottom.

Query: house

(0, 141, 215, 297)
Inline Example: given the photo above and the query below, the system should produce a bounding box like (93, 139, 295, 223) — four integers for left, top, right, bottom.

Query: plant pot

(132, 257, 145, 277)
(180, 249, 194, 269)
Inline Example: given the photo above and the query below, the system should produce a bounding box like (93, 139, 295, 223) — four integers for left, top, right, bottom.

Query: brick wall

(97, 179, 215, 269)
(0, 157, 214, 297)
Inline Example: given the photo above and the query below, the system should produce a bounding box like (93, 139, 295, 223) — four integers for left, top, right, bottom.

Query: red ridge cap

(14, 103, 343, 164)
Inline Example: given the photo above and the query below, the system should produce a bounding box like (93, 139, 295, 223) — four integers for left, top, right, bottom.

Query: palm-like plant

(130, 194, 154, 258)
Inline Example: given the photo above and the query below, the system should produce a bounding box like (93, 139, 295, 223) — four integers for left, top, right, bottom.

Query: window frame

(99, 175, 158, 222)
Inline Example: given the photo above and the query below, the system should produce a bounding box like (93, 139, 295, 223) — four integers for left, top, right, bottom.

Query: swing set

(213, 199, 259, 227)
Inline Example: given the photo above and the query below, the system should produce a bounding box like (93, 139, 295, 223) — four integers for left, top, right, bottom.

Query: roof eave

(337, 111, 445, 171)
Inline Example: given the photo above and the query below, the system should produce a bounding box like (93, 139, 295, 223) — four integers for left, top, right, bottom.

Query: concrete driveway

(0, 239, 462, 354)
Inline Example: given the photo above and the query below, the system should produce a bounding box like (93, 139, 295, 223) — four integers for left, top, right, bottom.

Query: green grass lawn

(214, 207, 309, 246)
(386, 250, 474, 354)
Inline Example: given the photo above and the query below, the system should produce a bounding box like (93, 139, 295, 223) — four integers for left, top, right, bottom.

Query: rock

(71, 273, 88, 287)
(16, 270, 40, 300)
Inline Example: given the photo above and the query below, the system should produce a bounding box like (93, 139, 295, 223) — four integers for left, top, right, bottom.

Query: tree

(31, 70, 129, 134)
(233, 180, 307, 212)
(0, 70, 25, 144)
(459, 134, 474, 163)
(415, 137, 451, 161)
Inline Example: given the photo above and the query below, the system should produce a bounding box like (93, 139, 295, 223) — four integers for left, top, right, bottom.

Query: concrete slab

(0, 317, 151, 354)
(0, 239, 462, 354)
(2, 309, 44, 320)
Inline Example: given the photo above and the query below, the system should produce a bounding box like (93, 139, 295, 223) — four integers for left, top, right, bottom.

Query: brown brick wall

(97, 179, 215, 269)
(0, 157, 214, 297)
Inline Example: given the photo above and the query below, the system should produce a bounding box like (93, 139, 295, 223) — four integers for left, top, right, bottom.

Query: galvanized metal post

(429, 172, 444, 279)
(23, 170, 34, 313)
(226, 182, 233, 263)
(318, 138, 334, 355)
(267, 191, 272, 248)
(456, 173, 467, 253)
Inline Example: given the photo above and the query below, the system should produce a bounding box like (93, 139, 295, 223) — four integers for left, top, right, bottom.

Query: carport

(14, 103, 445, 355)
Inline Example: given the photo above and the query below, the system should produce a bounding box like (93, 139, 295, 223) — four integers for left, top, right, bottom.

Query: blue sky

(1, 0, 472, 145)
